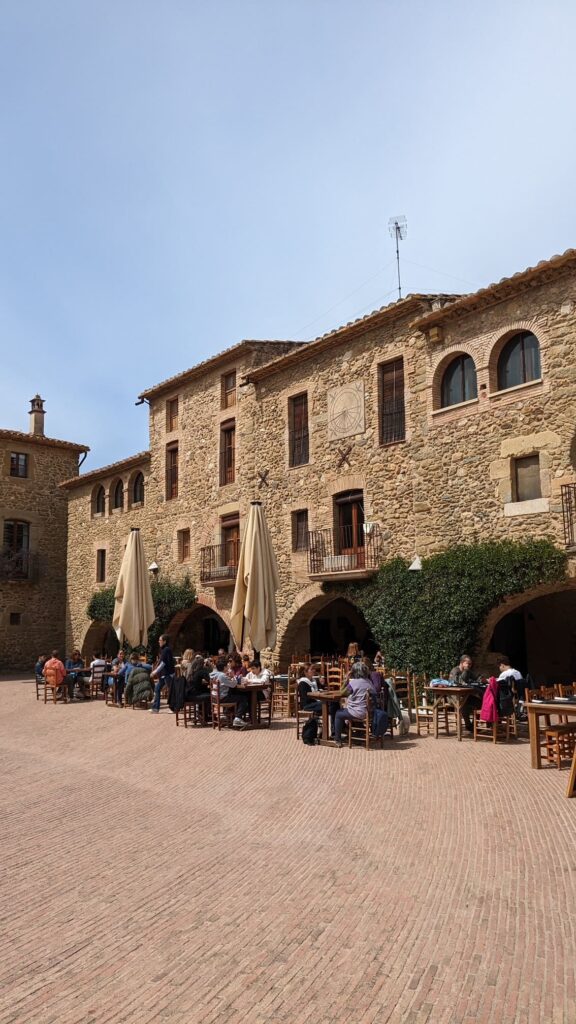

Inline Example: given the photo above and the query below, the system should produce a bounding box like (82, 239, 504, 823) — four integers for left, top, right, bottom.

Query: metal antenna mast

(388, 215, 407, 299)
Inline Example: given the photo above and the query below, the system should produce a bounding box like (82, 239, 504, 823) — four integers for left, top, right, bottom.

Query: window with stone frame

(112, 479, 124, 510)
(497, 331, 541, 391)
(94, 486, 106, 516)
(514, 455, 542, 502)
(166, 397, 179, 432)
(220, 513, 240, 565)
(440, 354, 478, 408)
(221, 370, 237, 410)
(2, 520, 30, 578)
(96, 549, 107, 583)
(177, 528, 190, 562)
(10, 452, 28, 478)
(291, 509, 309, 551)
(379, 359, 405, 443)
(288, 393, 309, 466)
(166, 443, 179, 499)
(219, 421, 235, 485)
(132, 472, 145, 505)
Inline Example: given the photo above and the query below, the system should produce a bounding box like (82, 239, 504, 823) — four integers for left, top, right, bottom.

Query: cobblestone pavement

(1, 677, 575, 1024)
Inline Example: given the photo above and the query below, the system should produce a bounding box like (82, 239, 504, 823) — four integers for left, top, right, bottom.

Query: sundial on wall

(327, 381, 365, 441)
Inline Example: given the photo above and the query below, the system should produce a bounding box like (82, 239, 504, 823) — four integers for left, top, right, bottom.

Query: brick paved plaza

(1, 678, 575, 1024)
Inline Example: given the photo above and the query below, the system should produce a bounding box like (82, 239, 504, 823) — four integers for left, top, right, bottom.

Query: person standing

(150, 635, 175, 713)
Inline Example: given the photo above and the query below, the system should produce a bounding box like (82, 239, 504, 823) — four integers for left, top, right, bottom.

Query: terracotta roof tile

(412, 249, 576, 329)
(0, 429, 89, 453)
(60, 451, 150, 489)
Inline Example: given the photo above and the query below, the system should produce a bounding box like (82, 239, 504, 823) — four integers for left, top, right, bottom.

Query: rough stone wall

(0, 441, 80, 669)
(64, 272, 576, 668)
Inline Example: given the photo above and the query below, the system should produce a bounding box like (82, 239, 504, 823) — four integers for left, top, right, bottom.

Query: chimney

(29, 395, 45, 436)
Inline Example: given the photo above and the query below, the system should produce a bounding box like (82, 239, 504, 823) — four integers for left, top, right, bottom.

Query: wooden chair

(35, 673, 44, 700)
(176, 699, 209, 728)
(545, 727, 576, 769)
(347, 694, 375, 750)
(89, 663, 107, 700)
(326, 666, 343, 690)
(210, 678, 236, 730)
(473, 709, 517, 743)
(272, 680, 290, 718)
(256, 680, 274, 727)
(391, 671, 412, 717)
(411, 676, 436, 736)
(44, 665, 66, 704)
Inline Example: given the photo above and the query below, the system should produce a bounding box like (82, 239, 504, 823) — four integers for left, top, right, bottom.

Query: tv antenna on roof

(388, 215, 407, 300)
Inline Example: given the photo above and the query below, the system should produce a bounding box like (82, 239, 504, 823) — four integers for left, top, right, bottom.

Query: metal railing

(307, 525, 381, 575)
(561, 484, 576, 547)
(0, 549, 39, 581)
(200, 541, 239, 584)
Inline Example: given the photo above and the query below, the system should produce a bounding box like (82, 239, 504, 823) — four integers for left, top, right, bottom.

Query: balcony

(0, 549, 39, 582)
(200, 541, 239, 586)
(561, 484, 576, 548)
(307, 525, 382, 580)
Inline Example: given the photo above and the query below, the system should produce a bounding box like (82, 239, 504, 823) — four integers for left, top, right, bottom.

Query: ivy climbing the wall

(87, 575, 196, 657)
(344, 538, 567, 673)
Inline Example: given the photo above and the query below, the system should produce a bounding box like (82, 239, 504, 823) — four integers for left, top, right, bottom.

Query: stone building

(62, 249, 576, 678)
(0, 397, 88, 669)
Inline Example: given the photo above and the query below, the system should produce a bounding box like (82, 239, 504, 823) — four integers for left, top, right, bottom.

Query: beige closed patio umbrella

(230, 501, 280, 652)
(113, 528, 156, 649)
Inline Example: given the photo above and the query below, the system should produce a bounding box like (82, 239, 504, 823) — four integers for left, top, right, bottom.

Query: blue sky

(2, 0, 576, 469)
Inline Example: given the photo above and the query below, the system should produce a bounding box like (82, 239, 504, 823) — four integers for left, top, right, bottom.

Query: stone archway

(81, 621, 120, 660)
(475, 579, 576, 682)
(277, 587, 374, 668)
(166, 602, 231, 655)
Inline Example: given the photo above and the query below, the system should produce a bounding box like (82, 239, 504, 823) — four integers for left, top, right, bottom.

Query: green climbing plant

(343, 538, 567, 673)
(86, 575, 196, 657)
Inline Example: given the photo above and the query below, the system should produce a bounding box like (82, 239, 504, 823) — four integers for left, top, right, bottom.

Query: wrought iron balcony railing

(0, 549, 39, 581)
(307, 525, 381, 576)
(561, 484, 576, 548)
(200, 541, 239, 585)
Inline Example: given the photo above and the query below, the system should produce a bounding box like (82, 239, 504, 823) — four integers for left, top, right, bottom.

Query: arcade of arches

(171, 605, 230, 655)
(278, 596, 375, 667)
(486, 585, 576, 683)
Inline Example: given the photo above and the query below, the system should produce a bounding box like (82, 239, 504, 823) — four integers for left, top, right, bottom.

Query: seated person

(210, 657, 250, 729)
(298, 665, 322, 715)
(109, 650, 128, 704)
(333, 662, 376, 747)
(124, 655, 154, 705)
(43, 649, 68, 699)
(185, 655, 211, 702)
(497, 657, 525, 702)
(245, 659, 273, 702)
(448, 654, 483, 732)
(35, 654, 47, 686)
(65, 649, 86, 700)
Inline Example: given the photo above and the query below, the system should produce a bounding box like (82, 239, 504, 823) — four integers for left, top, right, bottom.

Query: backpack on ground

(372, 708, 389, 737)
(302, 717, 319, 745)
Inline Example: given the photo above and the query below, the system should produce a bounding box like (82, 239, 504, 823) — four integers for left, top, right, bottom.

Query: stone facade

(57, 250, 576, 671)
(0, 402, 87, 669)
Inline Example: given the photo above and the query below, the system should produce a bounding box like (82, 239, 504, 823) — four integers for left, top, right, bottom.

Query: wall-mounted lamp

(148, 561, 159, 576)
(408, 556, 422, 571)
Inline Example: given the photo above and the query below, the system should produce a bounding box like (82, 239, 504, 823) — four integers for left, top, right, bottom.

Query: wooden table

(237, 682, 271, 728)
(425, 686, 476, 742)
(526, 700, 576, 796)
(311, 689, 343, 747)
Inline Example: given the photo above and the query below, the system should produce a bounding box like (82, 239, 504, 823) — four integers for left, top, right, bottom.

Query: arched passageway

(170, 605, 230, 655)
(81, 621, 120, 660)
(278, 594, 375, 668)
(487, 586, 576, 683)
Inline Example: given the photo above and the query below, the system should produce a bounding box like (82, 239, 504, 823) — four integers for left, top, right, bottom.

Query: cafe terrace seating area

(35, 654, 576, 794)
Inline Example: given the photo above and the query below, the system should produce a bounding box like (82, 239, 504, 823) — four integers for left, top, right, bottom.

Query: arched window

(112, 479, 124, 510)
(440, 354, 478, 408)
(94, 486, 105, 516)
(132, 472, 145, 505)
(497, 331, 541, 391)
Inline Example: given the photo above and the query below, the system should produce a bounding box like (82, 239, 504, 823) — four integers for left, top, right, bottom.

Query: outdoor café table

(311, 689, 343, 747)
(425, 685, 476, 742)
(237, 682, 272, 728)
(526, 699, 576, 796)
